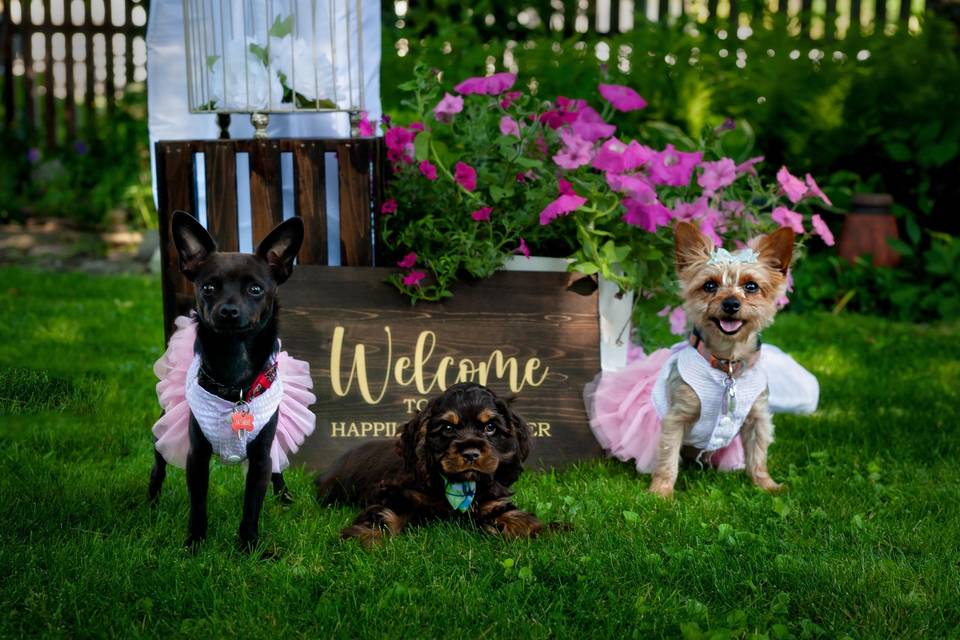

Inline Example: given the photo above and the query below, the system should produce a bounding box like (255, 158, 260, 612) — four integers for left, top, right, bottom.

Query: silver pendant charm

(721, 376, 737, 415)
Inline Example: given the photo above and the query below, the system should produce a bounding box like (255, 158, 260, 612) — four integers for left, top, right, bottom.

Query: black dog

(149, 210, 303, 552)
(317, 383, 543, 544)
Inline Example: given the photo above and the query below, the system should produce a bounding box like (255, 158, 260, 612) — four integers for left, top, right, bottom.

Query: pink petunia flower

(381, 198, 398, 214)
(598, 83, 647, 112)
(499, 115, 521, 137)
(454, 72, 517, 96)
(698, 158, 738, 195)
(384, 127, 415, 164)
(433, 93, 464, 123)
(805, 174, 833, 206)
(538, 96, 585, 129)
(668, 307, 687, 335)
(471, 206, 492, 221)
(515, 237, 531, 258)
(553, 129, 594, 169)
(648, 145, 703, 187)
(776, 270, 794, 308)
(500, 91, 522, 109)
(591, 138, 653, 174)
(540, 194, 587, 225)
(777, 167, 807, 204)
(453, 161, 477, 192)
(622, 197, 672, 232)
(402, 270, 427, 287)
(419, 160, 438, 181)
(397, 252, 417, 268)
(771, 206, 805, 233)
(357, 111, 375, 137)
(558, 178, 577, 196)
(736, 155, 764, 176)
(571, 106, 616, 142)
(408, 122, 425, 132)
(811, 214, 835, 246)
(606, 172, 655, 200)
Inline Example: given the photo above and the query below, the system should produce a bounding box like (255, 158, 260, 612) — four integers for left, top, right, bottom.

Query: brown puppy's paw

(341, 524, 385, 548)
(484, 510, 543, 539)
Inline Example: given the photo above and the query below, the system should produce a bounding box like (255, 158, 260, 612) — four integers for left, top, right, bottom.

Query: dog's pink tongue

(719, 319, 744, 333)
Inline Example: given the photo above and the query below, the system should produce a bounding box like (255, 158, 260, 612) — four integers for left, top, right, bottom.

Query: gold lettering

(331, 422, 346, 437)
(456, 359, 476, 383)
(538, 422, 551, 437)
(435, 356, 455, 390)
(347, 423, 360, 437)
(477, 351, 518, 391)
(394, 356, 414, 387)
(523, 358, 550, 388)
(329, 326, 391, 405)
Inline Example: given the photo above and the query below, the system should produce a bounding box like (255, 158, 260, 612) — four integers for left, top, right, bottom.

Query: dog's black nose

(721, 297, 741, 315)
(218, 304, 241, 320)
(461, 449, 481, 462)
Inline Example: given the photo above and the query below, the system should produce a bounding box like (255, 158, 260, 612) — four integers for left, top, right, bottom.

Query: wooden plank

(64, 19, 76, 139)
(875, 0, 887, 29)
(372, 138, 386, 266)
(899, 0, 911, 22)
(23, 16, 35, 135)
(156, 142, 198, 340)
(281, 266, 603, 472)
(825, 0, 837, 38)
(850, 0, 862, 33)
(248, 140, 284, 247)
(293, 140, 328, 265)
(203, 142, 240, 252)
(84, 32, 95, 137)
(2, 7, 14, 127)
(337, 139, 373, 266)
(659, 0, 670, 23)
(708, 0, 720, 21)
(104, 0, 115, 113)
(43, 31, 55, 149)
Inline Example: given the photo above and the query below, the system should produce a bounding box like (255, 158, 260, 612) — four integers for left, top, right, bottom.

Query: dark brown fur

(316, 383, 543, 543)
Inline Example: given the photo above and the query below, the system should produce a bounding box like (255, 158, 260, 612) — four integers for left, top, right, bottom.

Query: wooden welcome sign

(279, 266, 602, 470)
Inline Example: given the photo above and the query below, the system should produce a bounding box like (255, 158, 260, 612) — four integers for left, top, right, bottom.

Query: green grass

(1, 266, 958, 639)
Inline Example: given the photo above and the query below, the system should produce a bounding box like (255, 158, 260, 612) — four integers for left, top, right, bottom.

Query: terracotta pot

(837, 193, 901, 267)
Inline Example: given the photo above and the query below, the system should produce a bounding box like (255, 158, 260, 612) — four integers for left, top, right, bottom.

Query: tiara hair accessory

(707, 247, 760, 266)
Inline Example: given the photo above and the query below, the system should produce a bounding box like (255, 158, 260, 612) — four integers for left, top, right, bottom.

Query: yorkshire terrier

(648, 221, 795, 498)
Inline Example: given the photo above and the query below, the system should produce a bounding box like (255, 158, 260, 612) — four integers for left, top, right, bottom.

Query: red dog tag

(231, 409, 254, 432)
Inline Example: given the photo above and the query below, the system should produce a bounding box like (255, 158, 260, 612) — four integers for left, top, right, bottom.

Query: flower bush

(381, 64, 833, 333)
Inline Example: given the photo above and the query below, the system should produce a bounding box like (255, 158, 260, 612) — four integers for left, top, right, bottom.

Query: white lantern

(182, 0, 367, 137)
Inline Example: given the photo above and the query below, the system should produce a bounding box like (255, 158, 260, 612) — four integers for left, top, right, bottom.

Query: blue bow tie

(443, 476, 476, 512)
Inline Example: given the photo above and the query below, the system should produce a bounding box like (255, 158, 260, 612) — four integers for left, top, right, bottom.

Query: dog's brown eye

(441, 423, 456, 435)
(703, 281, 718, 294)
(744, 281, 759, 293)
(201, 283, 216, 296)
(248, 283, 264, 296)
(483, 423, 497, 435)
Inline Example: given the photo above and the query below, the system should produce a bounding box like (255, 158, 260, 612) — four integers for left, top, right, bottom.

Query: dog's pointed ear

(674, 221, 714, 274)
(171, 211, 216, 281)
(256, 217, 304, 284)
(757, 226, 795, 275)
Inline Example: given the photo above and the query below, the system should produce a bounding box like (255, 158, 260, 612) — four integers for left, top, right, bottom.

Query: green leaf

(205, 55, 220, 71)
(248, 42, 269, 67)
(517, 566, 534, 581)
(884, 142, 911, 162)
(489, 185, 506, 203)
(622, 510, 639, 523)
(572, 261, 600, 275)
(414, 132, 431, 162)
(918, 140, 959, 167)
(886, 237, 914, 257)
(516, 157, 544, 169)
(905, 215, 921, 245)
(500, 558, 515, 569)
(268, 14, 294, 39)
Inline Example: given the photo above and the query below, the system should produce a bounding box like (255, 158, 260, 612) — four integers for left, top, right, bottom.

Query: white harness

(185, 355, 284, 464)
(652, 345, 767, 451)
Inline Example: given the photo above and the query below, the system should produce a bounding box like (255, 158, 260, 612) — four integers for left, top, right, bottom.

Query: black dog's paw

(547, 521, 574, 533)
(275, 487, 295, 507)
(237, 537, 281, 560)
(183, 535, 206, 553)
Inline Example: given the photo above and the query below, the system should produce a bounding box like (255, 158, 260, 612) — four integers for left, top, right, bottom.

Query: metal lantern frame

(182, 0, 366, 137)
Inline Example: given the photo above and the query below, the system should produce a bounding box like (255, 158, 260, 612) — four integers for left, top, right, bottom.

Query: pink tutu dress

(152, 315, 317, 473)
(584, 342, 818, 473)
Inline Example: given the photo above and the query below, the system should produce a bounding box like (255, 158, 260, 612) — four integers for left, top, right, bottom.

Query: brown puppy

(649, 221, 795, 498)
(317, 383, 542, 544)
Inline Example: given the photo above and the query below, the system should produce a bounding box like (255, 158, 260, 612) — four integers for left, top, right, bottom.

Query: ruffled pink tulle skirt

(152, 315, 317, 473)
(584, 347, 744, 473)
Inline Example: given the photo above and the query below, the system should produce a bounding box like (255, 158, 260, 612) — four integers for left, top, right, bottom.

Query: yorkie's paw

(648, 479, 675, 499)
(753, 477, 784, 493)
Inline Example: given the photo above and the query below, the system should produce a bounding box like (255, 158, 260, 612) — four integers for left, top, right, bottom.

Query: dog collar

(198, 350, 279, 402)
(442, 475, 476, 512)
(689, 328, 761, 377)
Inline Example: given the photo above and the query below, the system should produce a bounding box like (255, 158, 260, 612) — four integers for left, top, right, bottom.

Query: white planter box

(502, 256, 632, 372)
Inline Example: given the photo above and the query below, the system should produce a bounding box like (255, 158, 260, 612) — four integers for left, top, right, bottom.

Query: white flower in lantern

(208, 36, 287, 111)
(269, 35, 335, 104)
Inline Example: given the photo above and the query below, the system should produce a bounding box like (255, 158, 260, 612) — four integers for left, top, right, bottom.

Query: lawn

(1, 266, 958, 638)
